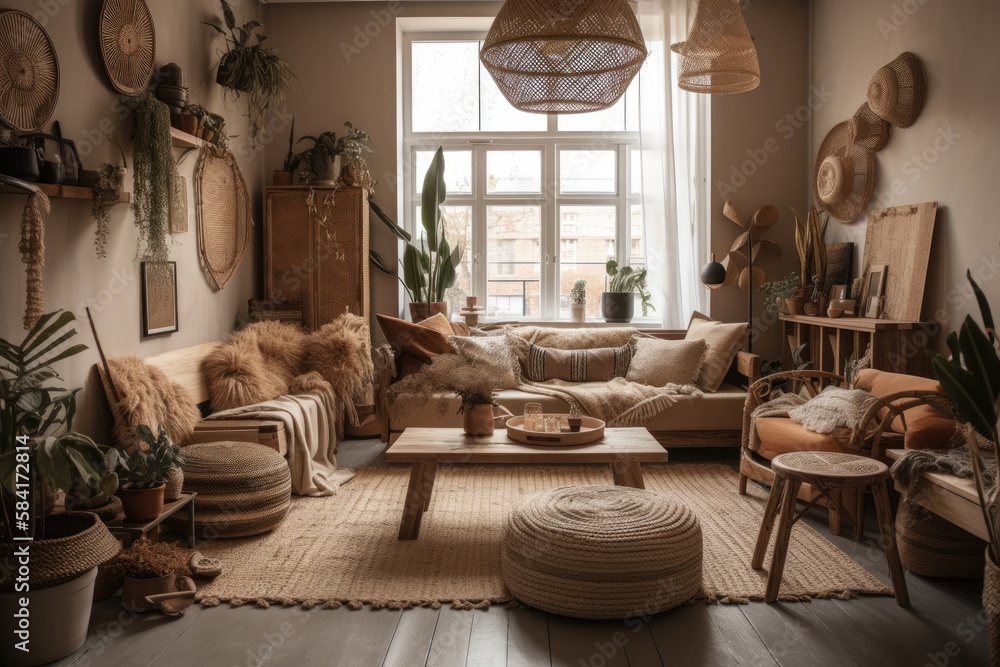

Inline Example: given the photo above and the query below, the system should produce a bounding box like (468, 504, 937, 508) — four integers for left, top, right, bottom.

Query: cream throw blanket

(518, 377, 700, 427)
(207, 393, 355, 497)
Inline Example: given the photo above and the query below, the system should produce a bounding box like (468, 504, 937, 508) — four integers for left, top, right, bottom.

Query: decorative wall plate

(99, 0, 156, 95)
(194, 146, 250, 291)
(0, 10, 59, 131)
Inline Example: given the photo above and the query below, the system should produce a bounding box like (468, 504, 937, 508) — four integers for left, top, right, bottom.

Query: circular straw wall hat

(867, 51, 926, 128)
(851, 102, 891, 152)
(814, 121, 876, 223)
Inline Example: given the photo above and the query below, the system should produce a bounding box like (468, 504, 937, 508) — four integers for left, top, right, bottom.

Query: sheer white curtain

(637, 0, 710, 328)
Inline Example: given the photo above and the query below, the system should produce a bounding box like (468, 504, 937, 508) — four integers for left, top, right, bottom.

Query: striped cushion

(525, 343, 632, 382)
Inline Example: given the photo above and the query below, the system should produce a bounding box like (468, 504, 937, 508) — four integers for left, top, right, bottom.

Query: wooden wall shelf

(170, 127, 206, 149)
(778, 314, 938, 377)
(0, 182, 130, 203)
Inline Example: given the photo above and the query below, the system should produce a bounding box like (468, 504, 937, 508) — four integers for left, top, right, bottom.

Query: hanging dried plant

(91, 164, 122, 259)
(19, 190, 50, 329)
(131, 91, 175, 263)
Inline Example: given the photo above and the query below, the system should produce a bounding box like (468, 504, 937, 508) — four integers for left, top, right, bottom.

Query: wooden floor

(56, 443, 989, 667)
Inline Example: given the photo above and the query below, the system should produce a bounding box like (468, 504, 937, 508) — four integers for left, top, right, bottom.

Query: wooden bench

(886, 448, 986, 540)
(96, 342, 288, 455)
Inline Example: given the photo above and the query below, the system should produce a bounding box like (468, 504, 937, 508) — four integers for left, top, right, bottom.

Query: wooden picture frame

(140, 261, 178, 336)
(863, 264, 888, 319)
(823, 242, 853, 293)
(828, 284, 849, 302)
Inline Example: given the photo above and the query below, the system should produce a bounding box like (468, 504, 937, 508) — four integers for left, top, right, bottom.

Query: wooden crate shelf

(779, 314, 937, 377)
(0, 182, 130, 203)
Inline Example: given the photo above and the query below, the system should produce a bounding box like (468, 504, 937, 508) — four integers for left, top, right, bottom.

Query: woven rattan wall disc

(99, 0, 156, 95)
(0, 10, 59, 131)
(195, 146, 250, 291)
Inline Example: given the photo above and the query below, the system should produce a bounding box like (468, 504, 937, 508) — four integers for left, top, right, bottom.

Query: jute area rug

(195, 464, 892, 610)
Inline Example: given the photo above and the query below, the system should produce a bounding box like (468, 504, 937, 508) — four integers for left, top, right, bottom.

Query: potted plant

(296, 122, 373, 185)
(205, 0, 294, 147)
(0, 311, 121, 667)
(132, 91, 176, 263)
(927, 265, 1000, 663)
(601, 260, 654, 323)
(274, 115, 297, 185)
(113, 425, 183, 522)
(101, 538, 191, 613)
(791, 207, 828, 305)
(570, 279, 587, 323)
(91, 144, 127, 260)
(401, 147, 463, 321)
(0, 129, 41, 181)
(36, 432, 122, 522)
(760, 272, 802, 315)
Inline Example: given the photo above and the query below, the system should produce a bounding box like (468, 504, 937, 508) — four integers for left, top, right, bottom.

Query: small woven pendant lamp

(670, 0, 760, 95)
(480, 0, 648, 114)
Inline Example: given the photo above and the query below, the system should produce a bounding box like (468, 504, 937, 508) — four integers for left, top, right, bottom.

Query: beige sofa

(378, 327, 759, 448)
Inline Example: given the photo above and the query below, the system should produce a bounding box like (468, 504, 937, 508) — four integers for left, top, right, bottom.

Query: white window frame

(401, 31, 642, 322)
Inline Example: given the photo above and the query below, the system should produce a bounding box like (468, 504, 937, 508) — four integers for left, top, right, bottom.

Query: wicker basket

(896, 500, 985, 578)
(0, 512, 121, 588)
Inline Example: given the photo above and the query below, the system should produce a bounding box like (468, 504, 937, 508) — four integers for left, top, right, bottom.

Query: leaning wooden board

(861, 202, 937, 321)
(886, 448, 986, 540)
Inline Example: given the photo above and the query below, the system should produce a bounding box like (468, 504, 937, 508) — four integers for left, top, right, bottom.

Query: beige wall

(811, 0, 1000, 349)
(261, 1, 503, 332)
(708, 0, 811, 362)
(0, 0, 264, 441)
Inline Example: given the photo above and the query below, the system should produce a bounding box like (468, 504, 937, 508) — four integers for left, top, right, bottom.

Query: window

(403, 34, 642, 321)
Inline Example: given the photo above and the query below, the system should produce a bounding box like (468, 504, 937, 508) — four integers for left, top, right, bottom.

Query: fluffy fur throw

(788, 386, 879, 434)
(102, 355, 202, 451)
(230, 319, 307, 391)
(202, 339, 287, 412)
(890, 446, 996, 493)
(302, 313, 375, 426)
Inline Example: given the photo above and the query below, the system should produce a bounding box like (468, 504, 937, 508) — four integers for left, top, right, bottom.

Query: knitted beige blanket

(518, 377, 700, 427)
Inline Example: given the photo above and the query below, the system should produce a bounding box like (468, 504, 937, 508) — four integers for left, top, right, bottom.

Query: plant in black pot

(0, 311, 121, 667)
(601, 260, 654, 323)
(205, 0, 294, 147)
(112, 425, 183, 522)
(0, 130, 41, 182)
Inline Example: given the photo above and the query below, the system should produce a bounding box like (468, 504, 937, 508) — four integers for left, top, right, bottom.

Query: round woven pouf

(501, 486, 702, 619)
(165, 441, 291, 539)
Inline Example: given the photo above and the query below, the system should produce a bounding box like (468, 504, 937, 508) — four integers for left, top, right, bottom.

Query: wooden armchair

(739, 368, 957, 538)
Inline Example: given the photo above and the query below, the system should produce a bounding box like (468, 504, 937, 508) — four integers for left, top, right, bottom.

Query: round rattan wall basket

(99, 0, 156, 95)
(0, 10, 59, 131)
(194, 146, 251, 291)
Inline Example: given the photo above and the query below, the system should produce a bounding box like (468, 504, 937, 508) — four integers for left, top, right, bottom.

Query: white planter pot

(570, 303, 587, 323)
(0, 568, 98, 666)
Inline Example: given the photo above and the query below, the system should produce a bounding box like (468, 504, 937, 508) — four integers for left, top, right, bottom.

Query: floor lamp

(700, 235, 754, 354)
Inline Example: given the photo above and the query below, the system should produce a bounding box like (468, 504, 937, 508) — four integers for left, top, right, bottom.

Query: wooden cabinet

(779, 314, 937, 377)
(263, 186, 369, 329)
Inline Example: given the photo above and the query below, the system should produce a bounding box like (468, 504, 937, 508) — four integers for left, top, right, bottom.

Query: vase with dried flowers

(101, 538, 191, 612)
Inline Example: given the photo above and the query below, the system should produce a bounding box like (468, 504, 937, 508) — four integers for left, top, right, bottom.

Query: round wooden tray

(505, 415, 605, 446)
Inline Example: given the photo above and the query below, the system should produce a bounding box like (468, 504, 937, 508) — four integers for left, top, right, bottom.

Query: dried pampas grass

(102, 355, 202, 451)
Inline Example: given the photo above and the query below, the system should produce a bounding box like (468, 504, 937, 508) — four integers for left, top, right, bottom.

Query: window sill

(471, 319, 663, 329)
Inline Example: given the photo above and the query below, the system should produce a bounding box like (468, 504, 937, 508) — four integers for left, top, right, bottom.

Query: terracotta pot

(273, 170, 294, 186)
(120, 483, 166, 521)
(172, 113, 198, 136)
(601, 292, 634, 323)
(570, 303, 587, 323)
(785, 297, 807, 316)
(985, 549, 1000, 665)
(463, 404, 495, 436)
(122, 572, 176, 613)
(409, 302, 448, 322)
(165, 467, 184, 502)
(0, 569, 98, 666)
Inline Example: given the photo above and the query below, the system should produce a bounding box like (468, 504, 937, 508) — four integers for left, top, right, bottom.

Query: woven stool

(165, 441, 291, 539)
(501, 486, 702, 619)
(752, 451, 909, 606)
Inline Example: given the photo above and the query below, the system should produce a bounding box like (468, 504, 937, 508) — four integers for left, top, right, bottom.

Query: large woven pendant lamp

(671, 0, 760, 95)
(480, 0, 648, 114)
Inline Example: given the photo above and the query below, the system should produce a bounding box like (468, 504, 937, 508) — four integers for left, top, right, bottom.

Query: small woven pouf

(501, 486, 702, 619)
(165, 441, 291, 539)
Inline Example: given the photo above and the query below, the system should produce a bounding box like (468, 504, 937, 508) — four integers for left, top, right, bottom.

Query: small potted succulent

(602, 260, 654, 323)
(112, 425, 183, 521)
(570, 279, 587, 323)
(101, 538, 192, 613)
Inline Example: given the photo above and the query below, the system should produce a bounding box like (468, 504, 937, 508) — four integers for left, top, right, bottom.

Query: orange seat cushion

(376, 312, 455, 364)
(754, 417, 854, 460)
(855, 369, 957, 449)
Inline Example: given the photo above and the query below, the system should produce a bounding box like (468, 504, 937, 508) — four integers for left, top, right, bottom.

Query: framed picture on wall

(140, 261, 178, 336)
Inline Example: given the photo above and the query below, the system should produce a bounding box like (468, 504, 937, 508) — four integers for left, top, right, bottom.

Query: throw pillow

(788, 386, 879, 434)
(524, 343, 633, 382)
(202, 340, 287, 413)
(625, 338, 707, 387)
(855, 369, 958, 449)
(448, 335, 519, 389)
(303, 313, 376, 409)
(376, 312, 455, 363)
(685, 311, 748, 392)
(230, 320, 308, 392)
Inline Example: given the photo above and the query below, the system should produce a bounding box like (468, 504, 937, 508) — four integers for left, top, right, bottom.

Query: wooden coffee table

(385, 427, 668, 539)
